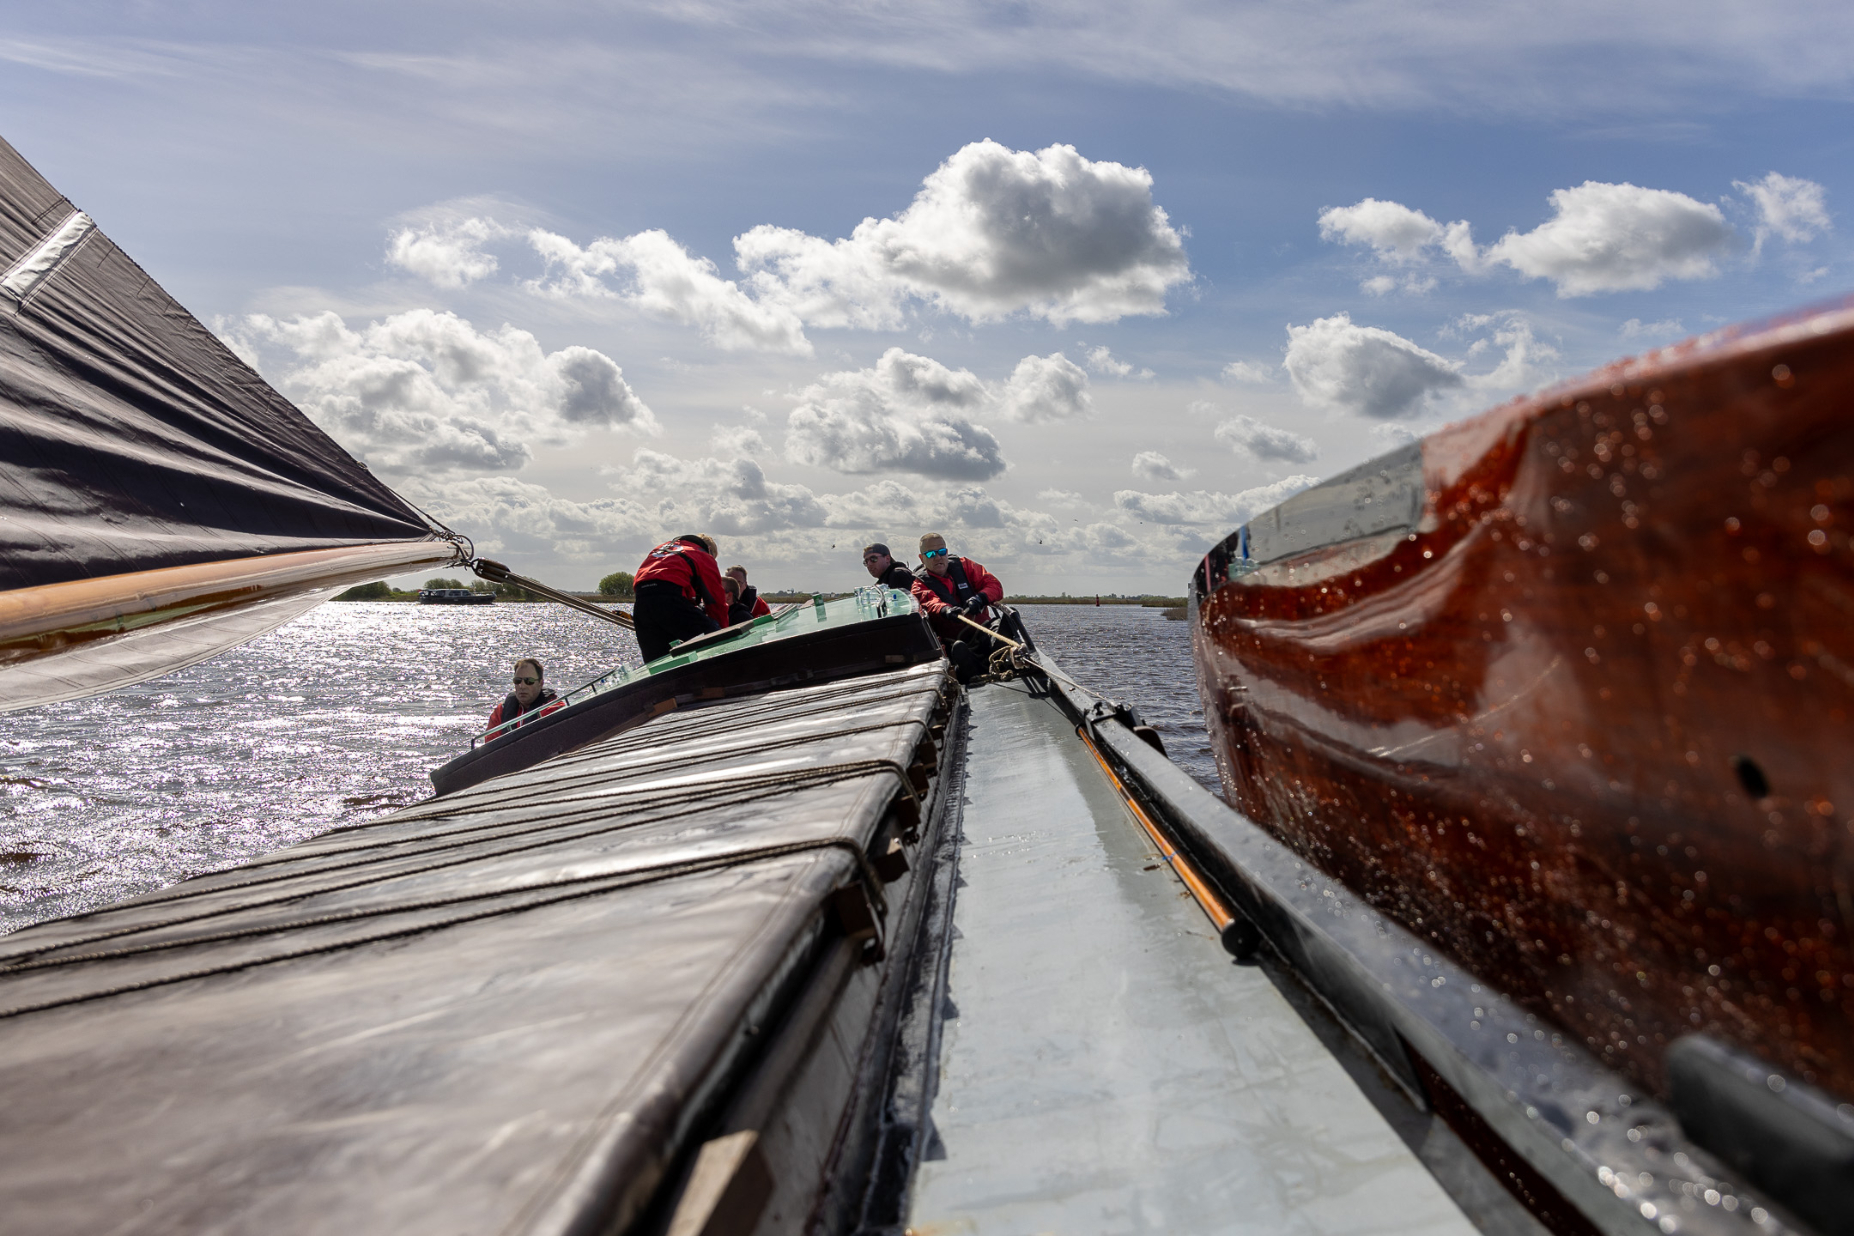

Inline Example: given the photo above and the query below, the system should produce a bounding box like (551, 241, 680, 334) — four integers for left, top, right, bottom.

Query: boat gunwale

(1033, 653, 1803, 1236)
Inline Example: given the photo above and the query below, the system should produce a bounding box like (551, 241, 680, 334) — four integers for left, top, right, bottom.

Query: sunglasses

(512, 676, 539, 685)
(922, 547, 948, 559)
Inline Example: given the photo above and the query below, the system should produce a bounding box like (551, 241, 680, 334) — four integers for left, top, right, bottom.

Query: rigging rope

(470, 556, 636, 630)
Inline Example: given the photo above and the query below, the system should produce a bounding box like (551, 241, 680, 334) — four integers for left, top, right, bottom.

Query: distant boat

(416, 588, 494, 605)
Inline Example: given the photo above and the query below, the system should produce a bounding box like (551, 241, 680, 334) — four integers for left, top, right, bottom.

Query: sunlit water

(0, 602, 1212, 934)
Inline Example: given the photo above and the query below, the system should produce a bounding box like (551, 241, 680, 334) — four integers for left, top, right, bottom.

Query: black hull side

(429, 611, 942, 797)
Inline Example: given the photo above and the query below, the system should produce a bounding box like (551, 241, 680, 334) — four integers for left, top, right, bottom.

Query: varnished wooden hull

(1192, 300, 1854, 1106)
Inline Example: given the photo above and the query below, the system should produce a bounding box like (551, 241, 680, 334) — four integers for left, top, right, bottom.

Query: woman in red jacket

(632, 534, 729, 661)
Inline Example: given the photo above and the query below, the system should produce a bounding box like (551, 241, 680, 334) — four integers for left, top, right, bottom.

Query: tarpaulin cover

(0, 663, 946, 1236)
(0, 133, 432, 593)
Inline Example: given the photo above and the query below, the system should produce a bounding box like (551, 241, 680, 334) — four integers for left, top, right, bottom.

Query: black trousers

(633, 586, 719, 662)
(945, 630, 1003, 685)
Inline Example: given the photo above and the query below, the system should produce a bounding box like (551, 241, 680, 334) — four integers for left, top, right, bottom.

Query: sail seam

(1, 210, 96, 308)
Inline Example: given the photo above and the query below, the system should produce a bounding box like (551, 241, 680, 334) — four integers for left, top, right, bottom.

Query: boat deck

(907, 676, 1519, 1235)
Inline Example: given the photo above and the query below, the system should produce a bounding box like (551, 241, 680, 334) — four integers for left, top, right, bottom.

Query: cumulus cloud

(1221, 360, 1274, 384)
(608, 449, 830, 536)
(1214, 414, 1319, 464)
(736, 140, 1191, 328)
(387, 142, 1187, 353)
(231, 309, 658, 476)
(1735, 172, 1830, 250)
(1131, 450, 1193, 481)
(1114, 476, 1319, 527)
(1283, 313, 1462, 419)
(404, 475, 656, 560)
(711, 423, 770, 455)
(1319, 198, 1476, 267)
(1084, 345, 1153, 378)
(1483, 181, 1732, 295)
(1451, 311, 1560, 395)
(999, 352, 1092, 422)
(529, 228, 811, 354)
(784, 347, 1006, 479)
(1086, 345, 1131, 375)
(1320, 181, 1753, 296)
(386, 217, 510, 289)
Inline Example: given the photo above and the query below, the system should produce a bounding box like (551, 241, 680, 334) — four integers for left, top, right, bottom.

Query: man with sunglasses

(910, 533, 1004, 683)
(860, 543, 916, 592)
(485, 658, 562, 735)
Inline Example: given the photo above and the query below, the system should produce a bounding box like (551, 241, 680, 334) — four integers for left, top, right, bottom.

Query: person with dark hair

(861, 542, 915, 592)
(485, 658, 562, 734)
(724, 564, 771, 621)
(632, 534, 729, 661)
(909, 532, 1005, 684)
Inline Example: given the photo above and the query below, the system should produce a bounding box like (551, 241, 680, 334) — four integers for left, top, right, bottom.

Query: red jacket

(910, 556, 1003, 639)
(485, 688, 563, 735)
(635, 540, 730, 628)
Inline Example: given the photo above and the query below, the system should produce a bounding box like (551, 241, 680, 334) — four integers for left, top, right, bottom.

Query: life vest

(914, 557, 986, 612)
(635, 540, 728, 627)
(487, 687, 559, 734)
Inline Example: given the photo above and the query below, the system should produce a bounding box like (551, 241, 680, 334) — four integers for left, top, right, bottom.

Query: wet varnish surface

(910, 678, 1478, 1235)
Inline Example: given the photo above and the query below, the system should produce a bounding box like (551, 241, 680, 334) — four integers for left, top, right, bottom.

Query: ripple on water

(0, 600, 1218, 934)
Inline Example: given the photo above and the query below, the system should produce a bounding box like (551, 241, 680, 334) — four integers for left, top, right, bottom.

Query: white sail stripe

(1, 210, 95, 304)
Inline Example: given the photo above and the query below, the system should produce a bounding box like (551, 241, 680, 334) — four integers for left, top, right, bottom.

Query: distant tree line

(598, 571, 635, 599)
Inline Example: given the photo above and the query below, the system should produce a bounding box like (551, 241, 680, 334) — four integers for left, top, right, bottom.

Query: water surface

(0, 602, 1210, 933)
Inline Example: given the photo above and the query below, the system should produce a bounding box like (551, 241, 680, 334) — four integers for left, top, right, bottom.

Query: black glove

(964, 596, 989, 617)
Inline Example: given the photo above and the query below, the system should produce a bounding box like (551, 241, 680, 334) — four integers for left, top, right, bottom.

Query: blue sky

(5, 2, 1850, 592)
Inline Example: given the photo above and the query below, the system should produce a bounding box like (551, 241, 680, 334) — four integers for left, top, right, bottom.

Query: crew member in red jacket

(632, 534, 729, 661)
(485, 657, 563, 736)
(909, 532, 1004, 683)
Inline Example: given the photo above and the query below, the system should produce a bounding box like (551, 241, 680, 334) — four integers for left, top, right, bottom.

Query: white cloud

(737, 140, 1191, 328)
(1370, 423, 1422, 449)
(1114, 476, 1319, 527)
(1321, 182, 1747, 296)
(1221, 360, 1274, 384)
(784, 347, 1006, 479)
(608, 449, 831, 536)
(231, 309, 657, 477)
(1038, 488, 1086, 505)
(403, 475, 656, 560)
(1319, 198, 1475, 266)
(1735, 171, 1831, 250)
(1451, 311, 1560, 395)
(1086, 345, 1132, 375)
(1619, 317, 1686, 340)
(385, 217, 509, 289)
(1214, 414, 1319, 464)
(999, 352, 1092, 422)
(1131, 451, 1193, 481)
(1483, 181, 1732, 295)
(528, 228, 812, 354)
(711, 423, 770, 455)
(1283, 313, 1462, 419)
(1084, 345, 1153, 379)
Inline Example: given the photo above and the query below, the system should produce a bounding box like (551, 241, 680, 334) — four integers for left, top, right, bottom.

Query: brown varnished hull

(1193, 299, 1854, 1104)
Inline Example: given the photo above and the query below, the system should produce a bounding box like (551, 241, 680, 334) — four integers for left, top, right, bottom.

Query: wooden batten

(0, 539, 457, 658)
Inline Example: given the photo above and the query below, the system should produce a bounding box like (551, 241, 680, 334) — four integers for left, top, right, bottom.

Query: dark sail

(0, 134, 457, 708)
